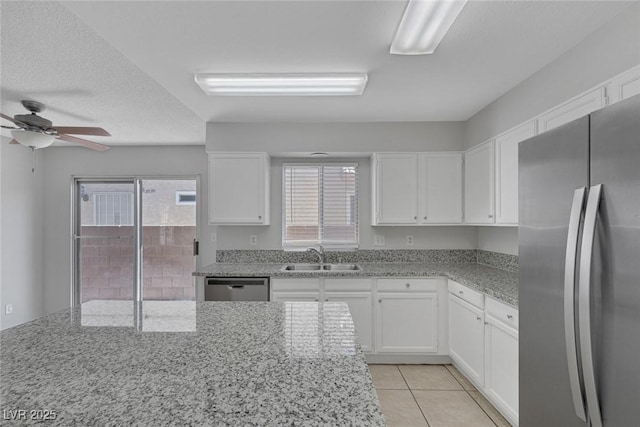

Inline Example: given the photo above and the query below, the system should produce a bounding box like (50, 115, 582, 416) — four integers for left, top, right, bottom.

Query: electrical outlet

(374, 235, 386, 246)
(5, 304, 13, 315)
(211, 232, 217, 242)
(406, 235, 414, 246)
(250, 235, 258, 246)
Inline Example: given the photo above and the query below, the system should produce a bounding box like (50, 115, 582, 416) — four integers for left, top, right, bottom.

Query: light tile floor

(369, 364, 511, 427)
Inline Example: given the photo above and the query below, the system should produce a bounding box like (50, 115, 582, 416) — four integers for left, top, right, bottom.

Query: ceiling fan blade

(54, 126, 111, 136)
(57, 134, 110, 151)
(1, 112, 17, 123)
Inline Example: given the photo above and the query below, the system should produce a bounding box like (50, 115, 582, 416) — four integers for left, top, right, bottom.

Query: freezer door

(590, 94, 640, 427)
(518, 117, 589, 427)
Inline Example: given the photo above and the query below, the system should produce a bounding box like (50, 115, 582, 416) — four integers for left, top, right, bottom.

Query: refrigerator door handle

(579, 184, 604, 427)
(564, 187, 587, 422)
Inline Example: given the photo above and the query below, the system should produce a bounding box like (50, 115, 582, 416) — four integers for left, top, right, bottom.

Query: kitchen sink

(281, 264, 362, 272)
(282, 264, 323, 271)
(322, 264, 361, 271)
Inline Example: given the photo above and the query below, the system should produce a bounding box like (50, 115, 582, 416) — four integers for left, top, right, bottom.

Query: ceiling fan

(1, 100, 110, 151)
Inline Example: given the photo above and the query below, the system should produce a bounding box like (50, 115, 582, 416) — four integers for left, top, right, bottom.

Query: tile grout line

(397, 365, 431, 427)
(445, 364, 501, 427)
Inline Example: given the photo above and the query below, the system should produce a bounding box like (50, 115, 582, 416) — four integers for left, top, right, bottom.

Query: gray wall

(465, 3, 640, 255)
(464, 2, 640, 148)
(1, 137, 45, 330)
(41, 146, 213, 315)
(207, 121, 465, 155)
(217, 157, 478, 250)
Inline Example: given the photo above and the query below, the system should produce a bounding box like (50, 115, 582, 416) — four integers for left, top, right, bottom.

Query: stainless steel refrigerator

(519, 94, 640, 427)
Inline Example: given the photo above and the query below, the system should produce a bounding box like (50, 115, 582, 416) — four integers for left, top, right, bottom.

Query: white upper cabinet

(495, 121, 537, 225)
(208, 153, 270, 225)
(420, 153, 463, 224)
(372, 153, 419, 225)
(537, 88, 604, 133)
(606, 64, 640, 105)
(372, 152, 463, 225)
(465, 141, 495, 224)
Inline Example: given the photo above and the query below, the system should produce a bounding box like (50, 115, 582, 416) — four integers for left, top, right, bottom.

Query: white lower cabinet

(448, 293, 485, 386)
(449, 281, 519, 426)
(270, 292, 319, 302)
(325, 291, 373, 352)
(376, 292, 438, 353)
(484, 298, 519, 426)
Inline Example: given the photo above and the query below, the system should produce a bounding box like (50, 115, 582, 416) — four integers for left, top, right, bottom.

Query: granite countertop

(0, 301, 384, 426)
(195, 262, 519, 307)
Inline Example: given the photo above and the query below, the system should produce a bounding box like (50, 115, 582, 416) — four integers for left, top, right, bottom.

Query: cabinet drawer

(324, 278, 373, 291)
(448, 280, 484, 309)
(271, 278, 320, 291)
(377, 278, 438, 292)
(485, 297, 519, 331)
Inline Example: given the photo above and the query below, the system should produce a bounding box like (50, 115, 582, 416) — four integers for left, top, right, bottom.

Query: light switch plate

(5, 304, 13, 315)
(374, 235, 386, 246)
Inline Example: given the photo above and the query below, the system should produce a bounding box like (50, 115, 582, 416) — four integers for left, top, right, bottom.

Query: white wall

(1, 137, 45, 330)
(464, 3, 640, 148)
(465, 3, 640, 255)
(207, 121, 465, 155)
(217, 157, 478, 250)
(41, 146, 213, 315)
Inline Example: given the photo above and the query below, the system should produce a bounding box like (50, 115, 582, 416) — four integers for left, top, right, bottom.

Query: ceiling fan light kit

(194, 73, 368, 96)
(390, 0, 468, 55)
(10, 130, 55, 149)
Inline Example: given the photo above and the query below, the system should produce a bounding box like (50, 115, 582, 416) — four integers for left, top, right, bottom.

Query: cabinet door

(537, 88, 604, 133)
(325, 292, 373, 352)
(375, 292, 437, 353)
(373, 154, 418, 224)
(270, 291, 320, 302)
(448, 294, 484, 386)
(209, 153, 269, 224)
(606, 64, 640, 104)
(495, 121, 536, 225)
(464, 141, 495, 224)
(484, 316, 519, 425)
(420, 153, 463, 224)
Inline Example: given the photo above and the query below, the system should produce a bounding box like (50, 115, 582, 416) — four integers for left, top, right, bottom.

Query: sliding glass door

(73, 177, 197, 308)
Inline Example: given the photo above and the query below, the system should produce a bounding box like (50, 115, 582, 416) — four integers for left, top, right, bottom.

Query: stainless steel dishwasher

(205, 277, 270, 301)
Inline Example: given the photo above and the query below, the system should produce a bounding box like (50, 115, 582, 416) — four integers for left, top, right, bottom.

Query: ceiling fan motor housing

(13, 113, 53, 132)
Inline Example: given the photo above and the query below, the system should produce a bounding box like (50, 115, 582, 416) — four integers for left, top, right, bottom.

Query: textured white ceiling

(0, 1, 634, 145)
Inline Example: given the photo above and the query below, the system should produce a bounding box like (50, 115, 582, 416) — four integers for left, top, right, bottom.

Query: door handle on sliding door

(564, 187, 587, 422)
(579, 184, 603, 427)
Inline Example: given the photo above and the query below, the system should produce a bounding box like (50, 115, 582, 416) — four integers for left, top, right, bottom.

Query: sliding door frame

(71, 175, 201, 308)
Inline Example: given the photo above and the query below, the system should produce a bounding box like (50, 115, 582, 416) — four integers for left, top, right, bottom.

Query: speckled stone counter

(0, 301, 385, 426)
(194, 262, 519, 307)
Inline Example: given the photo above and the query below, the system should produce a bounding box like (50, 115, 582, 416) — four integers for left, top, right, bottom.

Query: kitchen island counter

(0, 301, 384, 426)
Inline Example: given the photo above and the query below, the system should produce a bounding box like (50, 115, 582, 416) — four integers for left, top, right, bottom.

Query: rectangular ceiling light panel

(194, 73, 368, 96)
(391, 0, 468, 55)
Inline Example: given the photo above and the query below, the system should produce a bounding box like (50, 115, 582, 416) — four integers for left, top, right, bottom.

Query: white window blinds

(283, 163, 358, 250)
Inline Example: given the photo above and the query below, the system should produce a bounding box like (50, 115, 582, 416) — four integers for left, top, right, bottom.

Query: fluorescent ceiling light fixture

(390, 0, 468, 55)
(11, 130, 55, 149)
(194, 73, 368, 96)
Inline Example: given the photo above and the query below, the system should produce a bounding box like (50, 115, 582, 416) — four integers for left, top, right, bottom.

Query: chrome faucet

(307, 245, 325, 264)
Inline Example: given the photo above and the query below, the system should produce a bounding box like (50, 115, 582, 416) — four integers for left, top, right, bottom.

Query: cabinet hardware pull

(424, 216, 427, 220)
(258, 215, 262, 219)
(484, 322, 488, 325)
(405, 283, 410, 288)
(476, 316, 481, 321)
(378, 299, 382, 303)
(325, 298, 329, 302)
(314, 298, 318, 302)
(414, 216, 417, 220)
(488, 214, 494, 218)
(459, 291, 464, 295)
(507, 314, 513, 320)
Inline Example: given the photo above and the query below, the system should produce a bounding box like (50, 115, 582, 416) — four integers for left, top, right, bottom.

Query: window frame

(281, 162, 359, 251)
